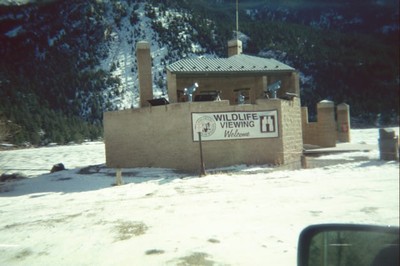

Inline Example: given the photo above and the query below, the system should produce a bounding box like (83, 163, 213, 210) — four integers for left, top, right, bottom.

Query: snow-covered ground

(0, 128, 399, 265)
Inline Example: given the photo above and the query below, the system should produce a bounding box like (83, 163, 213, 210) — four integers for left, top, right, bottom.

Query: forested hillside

(0, 0, 116, 145)
(173, 0, 399, 123)
(0, 0, 398, 146)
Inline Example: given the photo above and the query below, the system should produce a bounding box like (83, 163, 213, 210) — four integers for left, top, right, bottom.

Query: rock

(50, 163, 66, 173)
(379, 128, 395, 139)
(379, 128, 399, 161)
(0, 173, 26, 182)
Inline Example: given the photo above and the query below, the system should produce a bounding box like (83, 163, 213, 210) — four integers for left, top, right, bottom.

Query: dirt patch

(114, 220, 148, 241)
(2, 213, 82, 230)
(175, 252, 215, 266)
(309, 210, 323, 217)
(174, 187, 185, 194)
(145, 249, 165, 255)
(360, 207, 379, 214)
(13, 249, 33, 260)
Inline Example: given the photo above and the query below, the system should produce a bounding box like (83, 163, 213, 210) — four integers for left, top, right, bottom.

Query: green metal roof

(166, 54, 295, 74)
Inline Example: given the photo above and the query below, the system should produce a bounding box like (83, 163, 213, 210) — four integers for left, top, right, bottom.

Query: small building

(104, 40, 304, 172)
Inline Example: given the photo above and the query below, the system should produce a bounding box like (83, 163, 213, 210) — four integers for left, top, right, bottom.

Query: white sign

(192, 110, 279, 141)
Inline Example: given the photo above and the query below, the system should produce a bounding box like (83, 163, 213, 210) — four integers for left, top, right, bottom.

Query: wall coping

(317, 100, 334, 108)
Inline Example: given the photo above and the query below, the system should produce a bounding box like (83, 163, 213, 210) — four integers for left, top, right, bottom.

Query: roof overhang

(167, 54, 295, 75)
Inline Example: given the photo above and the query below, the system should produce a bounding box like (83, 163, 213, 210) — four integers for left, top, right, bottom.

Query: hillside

(0, 0, 399, 146)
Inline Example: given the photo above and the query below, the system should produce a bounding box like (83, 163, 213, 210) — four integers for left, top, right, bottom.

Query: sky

(0, 127, 399, 265)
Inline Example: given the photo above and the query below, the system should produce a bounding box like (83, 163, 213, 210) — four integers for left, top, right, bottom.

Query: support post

(115, 168, 123, 186)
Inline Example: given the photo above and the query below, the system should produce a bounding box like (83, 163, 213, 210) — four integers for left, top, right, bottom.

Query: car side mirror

(298, 224, 399, 266)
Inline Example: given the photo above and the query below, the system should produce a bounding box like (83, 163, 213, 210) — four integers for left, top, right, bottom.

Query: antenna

(236, 0, 239, 40)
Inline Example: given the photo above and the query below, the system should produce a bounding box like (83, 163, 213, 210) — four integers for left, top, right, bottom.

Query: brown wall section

(302, 100, 336, 147)
(302, 100, 351, 147)
(104, 98, 303, 171)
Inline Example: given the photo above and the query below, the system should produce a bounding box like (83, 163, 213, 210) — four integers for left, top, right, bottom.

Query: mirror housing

(298, 224, 399, 266)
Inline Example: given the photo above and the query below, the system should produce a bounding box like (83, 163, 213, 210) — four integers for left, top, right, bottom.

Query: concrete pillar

(167, 70, 177, 103)
(379, 128, 399, 161)
(136, 41, 153, 108)
(301, 106, 316, 146)
(317, 100, 336, 147)
(261, 76, 268, 98)
(301, 106, 309, 124)
(228, 39, 242, 57)
(336, 103, 351, 143)
(289, 72, 300, 95)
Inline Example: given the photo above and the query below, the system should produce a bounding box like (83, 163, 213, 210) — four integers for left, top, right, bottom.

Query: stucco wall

(280, 99, 303, 168)
(104, 98, 303, 172)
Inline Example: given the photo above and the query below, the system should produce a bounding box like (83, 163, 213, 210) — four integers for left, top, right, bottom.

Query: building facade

(104, 40, 304, 172)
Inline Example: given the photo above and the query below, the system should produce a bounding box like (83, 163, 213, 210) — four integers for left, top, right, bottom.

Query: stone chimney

(228, 39, 242, 57)
(136, 41, 153, 108)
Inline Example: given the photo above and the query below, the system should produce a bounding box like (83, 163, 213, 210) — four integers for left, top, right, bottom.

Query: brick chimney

(136, 41, 153, 108)
(228, 39, 242, 57)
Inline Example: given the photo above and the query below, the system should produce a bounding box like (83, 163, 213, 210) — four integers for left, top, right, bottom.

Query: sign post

(198, 132, 206, 177)
(195, 124, 206, 177)
(115, 168, 123, 185)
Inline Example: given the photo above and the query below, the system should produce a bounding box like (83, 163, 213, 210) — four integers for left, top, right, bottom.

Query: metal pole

(198, 132, 206, 177)
(236, 0, 239, 40)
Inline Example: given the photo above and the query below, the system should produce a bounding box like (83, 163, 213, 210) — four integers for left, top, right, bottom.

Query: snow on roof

(167, 54, 295, 74)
